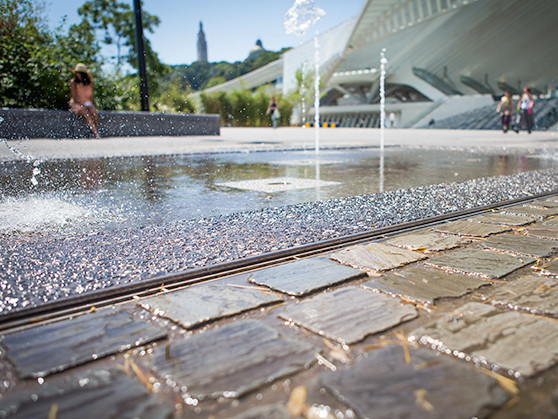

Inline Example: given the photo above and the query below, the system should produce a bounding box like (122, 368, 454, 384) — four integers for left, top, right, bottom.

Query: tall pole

(133, 0, 149, 111)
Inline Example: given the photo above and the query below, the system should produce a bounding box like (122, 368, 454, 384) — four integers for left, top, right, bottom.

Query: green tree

(289, 65, 316, 125)
(77, 0, 168, 98)
(0, 0, 102, 109)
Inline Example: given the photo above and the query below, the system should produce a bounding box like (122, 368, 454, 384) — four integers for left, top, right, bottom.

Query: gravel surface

(1, 168, 558, 315)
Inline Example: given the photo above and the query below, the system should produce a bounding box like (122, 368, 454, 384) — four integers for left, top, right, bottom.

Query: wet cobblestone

(1, 196, 558, 417)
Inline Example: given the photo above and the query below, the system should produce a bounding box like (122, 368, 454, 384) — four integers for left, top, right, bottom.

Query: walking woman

(518, 86, 535, 133)
(496, 91, 514, 133)
(266, 96, 280, 128)
(69, 63, 100, 138)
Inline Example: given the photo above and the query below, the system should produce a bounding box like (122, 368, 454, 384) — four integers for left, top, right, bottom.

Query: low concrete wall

(0, 108, 220, 139)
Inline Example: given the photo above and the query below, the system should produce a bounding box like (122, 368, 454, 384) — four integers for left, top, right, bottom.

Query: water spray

(380, 48, 387, 153)
(314, 35, 320, 154)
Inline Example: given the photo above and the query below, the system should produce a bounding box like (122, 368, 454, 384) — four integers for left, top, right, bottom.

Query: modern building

(197, 21, 208, 63)
(199, 0, 558, 128)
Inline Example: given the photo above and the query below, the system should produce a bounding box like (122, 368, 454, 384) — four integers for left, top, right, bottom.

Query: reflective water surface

(0, 148, 555, 234)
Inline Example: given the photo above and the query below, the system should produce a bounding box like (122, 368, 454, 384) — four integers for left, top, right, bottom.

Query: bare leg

(70, 103, 100, 138)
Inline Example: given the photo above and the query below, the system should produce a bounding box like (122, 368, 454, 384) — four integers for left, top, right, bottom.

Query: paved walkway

(1, 127, 558, 160)
(1, 197, 557, 418)
(1, 128, 558, 418)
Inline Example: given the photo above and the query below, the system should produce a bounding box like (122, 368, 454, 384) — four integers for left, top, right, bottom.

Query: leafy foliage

(77, 0, 168, 97)
(200, 88, 292, 127)
(0, 0, 101, 109)
(162, 48, 290, 93)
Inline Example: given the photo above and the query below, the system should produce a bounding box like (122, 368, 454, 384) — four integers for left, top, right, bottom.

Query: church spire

(197, 21, 208, 63)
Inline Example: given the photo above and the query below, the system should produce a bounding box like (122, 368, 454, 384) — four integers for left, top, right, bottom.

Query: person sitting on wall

(69, 63, 100, 138)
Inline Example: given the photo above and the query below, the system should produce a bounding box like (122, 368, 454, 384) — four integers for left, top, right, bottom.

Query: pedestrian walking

(496, 91, 514, 133)
(518, 86, 535, 133)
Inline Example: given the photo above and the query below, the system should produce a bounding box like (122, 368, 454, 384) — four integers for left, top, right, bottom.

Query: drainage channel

(1, 189, 557, 332)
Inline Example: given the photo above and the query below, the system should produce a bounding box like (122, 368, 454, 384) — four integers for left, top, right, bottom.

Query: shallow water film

(0, 148, 554, 235)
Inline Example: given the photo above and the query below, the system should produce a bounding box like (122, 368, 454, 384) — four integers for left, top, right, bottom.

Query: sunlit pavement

(1, 127, 558, 161)
(1, 128, 558, 417)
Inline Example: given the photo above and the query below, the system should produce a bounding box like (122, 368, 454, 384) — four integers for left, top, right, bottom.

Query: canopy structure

(201, 0, 558, 127)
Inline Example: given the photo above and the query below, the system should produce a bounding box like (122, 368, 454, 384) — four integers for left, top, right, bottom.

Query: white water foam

(0, 196, 91, 233)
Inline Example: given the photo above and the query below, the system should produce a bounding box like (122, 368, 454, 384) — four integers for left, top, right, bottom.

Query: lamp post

(133, 0, 149, 111)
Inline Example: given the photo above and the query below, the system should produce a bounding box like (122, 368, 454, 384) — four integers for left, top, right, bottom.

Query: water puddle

(0, 148, 555, 235)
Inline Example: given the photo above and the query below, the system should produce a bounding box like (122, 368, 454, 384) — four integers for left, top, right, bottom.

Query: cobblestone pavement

(1, 197, 558, 418)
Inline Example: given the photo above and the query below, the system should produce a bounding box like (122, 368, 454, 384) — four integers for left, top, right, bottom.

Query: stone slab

(544, 217, 558, 226)
(0, 368, 172, 419)
(410, 302, 558, 377)
(1, 309, 166, 378)
(145, 320, 315, 400)
(432, 220, 511, 237)
(537, 259, 558, 276)
(387, 231, 465, 252)
(330, 243, 426, 273)
(0, 108, 220, 139)
(526, 225, 558, 240)
(481, 233, 558, 258)
(526, 199, 558, 209)
(279, 287, 418, 345)
(470, 212, 536, 226)
(503, 206, 558, 220)
(321, 346, 509, 419)
(363, 266, 488, 305)
(425, 248, 535, 279)
(248, 257, 365, 297)
(140, 284, 282, 329)
(483, 275, 558, 317)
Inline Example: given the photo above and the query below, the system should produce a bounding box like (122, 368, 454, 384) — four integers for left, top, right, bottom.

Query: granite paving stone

(0, 368, 173, 419)
(140, 284, 283, 329)
(330, 243, 427, 273)
(469, 212, 536, 226)
(387, 230, 465, 252)
(278, 287, 418, 345)
(483, 275, 558, 317)
(526, 224, 558, 240)
(0, 309, 166, 378)
(503, 205, 558, 220)
(431, 220, 511, 237)
(526, 199, 558, 209)
(145, 320, 316, 400)
(537, 258, 558, 276)
(409, 302, 558, 377)
(480, 233, 558, 258)
(248, 257, 365, 297)
(321, 345, 509, 419)
(543, 217, 558, 226)
(362, 266, 489, 305)
(425, 248, 535, 279)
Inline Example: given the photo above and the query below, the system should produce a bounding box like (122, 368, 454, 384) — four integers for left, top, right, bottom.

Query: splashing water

(0, 196, 91, 233)
(0, 117, 43, 186)
(284, 0, 326, 37)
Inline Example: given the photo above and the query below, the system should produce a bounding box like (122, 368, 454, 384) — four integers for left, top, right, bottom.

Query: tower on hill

(197, 21, 208, 63)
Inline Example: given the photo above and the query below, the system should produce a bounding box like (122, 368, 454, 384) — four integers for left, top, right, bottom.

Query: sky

(45, 0, 364, 66)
